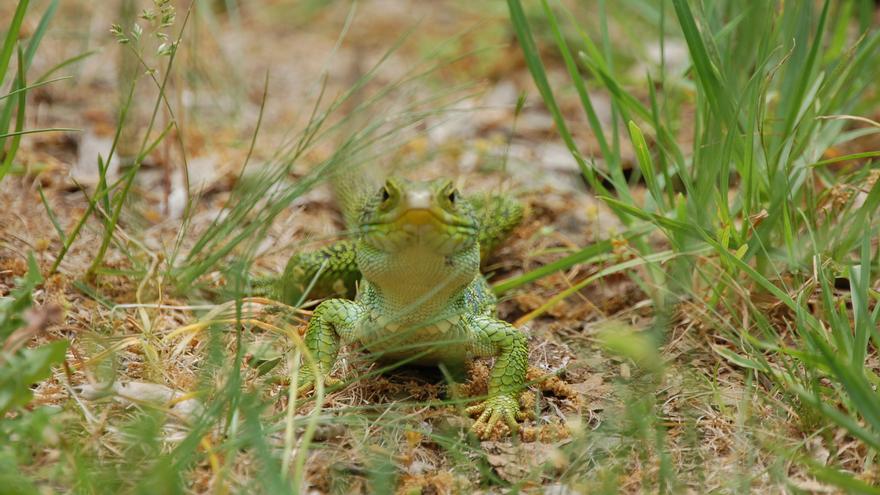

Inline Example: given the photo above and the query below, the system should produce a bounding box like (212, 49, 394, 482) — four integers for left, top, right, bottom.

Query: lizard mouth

(396, 208, 476, 229)
(398, 208, 436, 226)
(362, 207, 477, 232)
(360, 207, 477, 252)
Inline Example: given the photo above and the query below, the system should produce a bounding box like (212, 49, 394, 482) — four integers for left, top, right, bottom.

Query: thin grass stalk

(87, 5, 194, 277)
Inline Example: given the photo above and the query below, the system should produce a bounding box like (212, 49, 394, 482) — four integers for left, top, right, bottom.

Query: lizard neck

(356, 241, 480, 321)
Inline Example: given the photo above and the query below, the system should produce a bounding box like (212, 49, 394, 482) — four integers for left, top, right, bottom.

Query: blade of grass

(493, 224, 653, 294)
(0, 47, 27, 183)
(506, 0, 613, 200)
(628, 120, 663, 210)
(22, 0, 58, 71)
(781, 0, 831, 137)
(0, 76, 71, 102)
(804, 459, 880, 495)
(538, 0, 625, 197)
(0, 1, 28, 84)
(670, 0, 733, 125)
(0, 127, 78, 140)
(34, 50, 98, 84)
(38, 185, 66, 244)
(493, 240, 614, 295)
(850, 230, 872, 368)
(514, 248, 708, 326)
(810, 150, 880, 167)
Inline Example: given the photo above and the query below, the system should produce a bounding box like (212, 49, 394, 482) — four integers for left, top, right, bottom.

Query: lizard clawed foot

(466, 393, 528, 439)
(293, 369, 339, 396)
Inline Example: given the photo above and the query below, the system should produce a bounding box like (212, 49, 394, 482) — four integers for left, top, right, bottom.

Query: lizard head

(358, 177, 479, 254)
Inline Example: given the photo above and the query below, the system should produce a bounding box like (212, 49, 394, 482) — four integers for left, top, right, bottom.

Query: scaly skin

(282, 177, 526, 438)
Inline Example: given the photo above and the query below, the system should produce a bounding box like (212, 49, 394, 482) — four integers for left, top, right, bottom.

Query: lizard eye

(380, 187, 391, 203)
(447, 190, 457, 204)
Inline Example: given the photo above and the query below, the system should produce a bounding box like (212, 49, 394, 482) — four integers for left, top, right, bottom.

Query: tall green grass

(508, 0, 879, 490)
(0, 2, 83, 492)
(0, 0, 78, 183)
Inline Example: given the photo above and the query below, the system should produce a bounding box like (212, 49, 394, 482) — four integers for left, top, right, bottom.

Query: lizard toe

(468, 394, 524, 439)
(465, 402, 487, 416)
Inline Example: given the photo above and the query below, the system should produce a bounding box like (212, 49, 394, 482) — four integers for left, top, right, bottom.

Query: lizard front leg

(276, 240, 361, 305)
(296, 298, 364, 394)
(469, 193, 524, 262)
(465, 315, 529, 438)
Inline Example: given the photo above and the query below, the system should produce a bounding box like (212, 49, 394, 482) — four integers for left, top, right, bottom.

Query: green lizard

(274, 176, 527, 438)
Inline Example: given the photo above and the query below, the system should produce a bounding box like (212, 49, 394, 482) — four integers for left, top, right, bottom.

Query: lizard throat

(356, 241, 481, 317)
